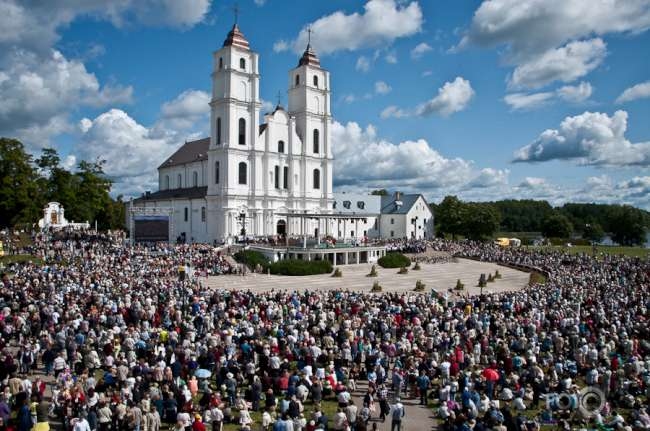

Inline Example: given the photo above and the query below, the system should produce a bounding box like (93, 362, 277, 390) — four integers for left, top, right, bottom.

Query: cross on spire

(232, 2, 240, 25)
(307, 26, 313, 47)
(276, 90, 282, 107)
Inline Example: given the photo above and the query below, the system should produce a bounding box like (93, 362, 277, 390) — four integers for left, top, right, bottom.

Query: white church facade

(132, 24, 434, 244)
(133, 24, 334, 244)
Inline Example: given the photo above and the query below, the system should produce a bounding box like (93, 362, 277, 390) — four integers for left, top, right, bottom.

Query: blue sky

(1, 0, 649, 207)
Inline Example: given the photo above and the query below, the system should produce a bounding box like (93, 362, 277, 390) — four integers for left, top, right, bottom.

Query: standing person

(416, 371, 430, 406)
(390, 398, 404, 431)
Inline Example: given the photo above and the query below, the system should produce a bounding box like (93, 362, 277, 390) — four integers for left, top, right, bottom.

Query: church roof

(158, 138, 210, 169)
(223, 24, 250, 50)
(133, 186, 208, 203)
(298, 44, 321, 68)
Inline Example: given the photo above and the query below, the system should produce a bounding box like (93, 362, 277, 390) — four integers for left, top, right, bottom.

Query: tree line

(0, 137, 125, 230)
(432, 196, 650, 246)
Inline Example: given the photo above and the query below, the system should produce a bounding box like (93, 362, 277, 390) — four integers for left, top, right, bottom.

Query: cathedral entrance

(276, 220, 286, 236)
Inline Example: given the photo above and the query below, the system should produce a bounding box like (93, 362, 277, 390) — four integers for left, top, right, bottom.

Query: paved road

(351, 380, 437, 431)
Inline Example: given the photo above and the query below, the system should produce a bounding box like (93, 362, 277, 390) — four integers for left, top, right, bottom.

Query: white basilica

(132, 24, 335, 244)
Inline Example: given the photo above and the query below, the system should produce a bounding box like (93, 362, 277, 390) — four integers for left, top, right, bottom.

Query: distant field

(527, 245, 650, 258)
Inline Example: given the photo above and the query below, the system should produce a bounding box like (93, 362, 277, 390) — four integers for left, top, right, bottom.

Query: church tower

(208, 23, 261, 196)
(287, 41, 334, 208)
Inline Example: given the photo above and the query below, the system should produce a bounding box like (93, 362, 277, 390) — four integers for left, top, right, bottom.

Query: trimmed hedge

(378, 252, 411, 268)
(268, 259, 333, 276)
(233, 250, 269, 269)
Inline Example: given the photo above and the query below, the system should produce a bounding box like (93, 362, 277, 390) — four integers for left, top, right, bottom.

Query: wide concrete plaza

(205, 258, 530, 295)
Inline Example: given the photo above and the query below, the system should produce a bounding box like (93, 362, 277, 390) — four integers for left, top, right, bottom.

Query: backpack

(392, 405, 403, 420)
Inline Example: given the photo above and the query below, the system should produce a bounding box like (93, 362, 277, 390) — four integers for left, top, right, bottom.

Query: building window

(350, 231, 355, 237)
(192, 171, 198, 187)
(357, 201, 365, 210)
(219, 57, 223, 69)
(164, 175, 169, 190)
(238, 162, 247, 184)
(343, 200, 351, 209)
(333, 202, 337, 209)
(283, 166, 288, 189)
(295, 74, 300, 86)
(177, 174, 182, 188)
(313, 75, 319, 87)
(313, 169, 320, 189)
(274, 165, 280, 189)
(201, 207, 206, 222)
(278, 140, 285, 153)
(313, 129, 319, 153)
(184, 207, 188, 222)
(215, 161, 220, 184)
(390, 230, 394, 238)
(391, 218, 394, 224)
(216, 117, 221, 145)
(240, 58, 246, 69)
(238, 118, 246, 145)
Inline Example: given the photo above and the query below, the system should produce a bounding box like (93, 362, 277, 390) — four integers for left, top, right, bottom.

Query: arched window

(313, 129, 320, 154)
(313, 169, 320, 190)
(313, 75, 319, 87)
(238, 118, 246, 145)
(177, 174, 182, 189)
(216, 117, 221, 145)
(240, 58, 246, 69)
(278, 140, 285, 153)
(238, 162, 247, 185)
(164, 175, 169, 190)
(295, 74, 300, 86)
(274, 165, 280, 189)
(201, 207, 206, 222)
(192, 171, 198, 187)
(184, 207, 188, 222)
(219, 57, 223, 69)
(283, 166, 288, 189)
(214, 161, 220, 184)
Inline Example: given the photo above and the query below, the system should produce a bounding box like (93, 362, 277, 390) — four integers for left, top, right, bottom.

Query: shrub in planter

(268, 259, 333, 276)
(455, 279, 465, 290)
(478, 273, 487, 288)
(398, 266, 408, 275)
(487, 273, 495, 283)
(366, 265, 378, 277)
(378, 252, 411, 268)
(412, 261, 422, 270)
(233, 250, 270, 270)
(371, 281, 382, 292)
(495, 269, 502, 279)
(414, 280, 426, 291)
(332, 268, 343, 277)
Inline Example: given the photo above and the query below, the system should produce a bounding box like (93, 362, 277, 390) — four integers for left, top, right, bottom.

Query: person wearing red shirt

(192, 414, 206, 431)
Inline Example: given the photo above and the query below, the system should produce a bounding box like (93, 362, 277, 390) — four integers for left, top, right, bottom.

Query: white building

(133, 24, 334, 244)
(379, 192, 434, 240)
(38, 202, 90, 230)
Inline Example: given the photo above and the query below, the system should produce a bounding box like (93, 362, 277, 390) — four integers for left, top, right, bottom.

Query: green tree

(460, 203, 501, 240)
(609, 205, 647, 246)
(370, 189, 388, 196)
(0, 138, 42, 227)
(436, 195, 465, 239)
(541, 213, 573, 238)
(582, 222, 605, 243)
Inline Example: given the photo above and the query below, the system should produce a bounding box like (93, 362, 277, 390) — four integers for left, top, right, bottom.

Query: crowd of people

(0, 230, 648, 431)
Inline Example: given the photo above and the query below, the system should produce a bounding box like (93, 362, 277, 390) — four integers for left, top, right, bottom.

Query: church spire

(223, 4, 250, 49)
(298, 27, 320, 67)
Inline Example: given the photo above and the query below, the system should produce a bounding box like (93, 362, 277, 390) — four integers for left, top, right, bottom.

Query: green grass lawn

(527, 245, 650, 258)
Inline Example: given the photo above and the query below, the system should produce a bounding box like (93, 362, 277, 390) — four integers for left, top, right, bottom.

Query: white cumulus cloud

(410, 42, 432, 59)
(616, 80, 650, 104)
(279, 0, 423, 55)
(513, 110, 650, 166)
(505, 81, 593, 110)
(374, 81, 392, 95)
(381, 77, 475, 118)
(0, 49, 132, 148)
(355, 56, 371, 73)
(508, 39, 606, 89)
(160, 89, 210, 129)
